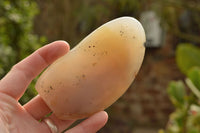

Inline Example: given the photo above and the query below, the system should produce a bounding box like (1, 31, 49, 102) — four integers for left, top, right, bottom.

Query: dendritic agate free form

(35, 17, 146, 120)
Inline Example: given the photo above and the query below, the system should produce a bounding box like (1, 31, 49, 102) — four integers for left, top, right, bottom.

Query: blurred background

(0, 0, 200, 133)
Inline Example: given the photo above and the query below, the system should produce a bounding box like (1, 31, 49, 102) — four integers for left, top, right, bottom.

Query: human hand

(0, 41, 108, 133)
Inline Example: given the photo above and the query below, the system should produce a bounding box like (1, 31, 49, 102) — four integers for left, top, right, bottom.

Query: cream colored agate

(35, 17, 146, 120)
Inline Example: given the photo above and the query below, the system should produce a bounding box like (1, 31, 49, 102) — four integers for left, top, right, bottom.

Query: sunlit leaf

(167, 81, 186, 108)
(176, 44, 200, 75)
(187, 67, 200, 91)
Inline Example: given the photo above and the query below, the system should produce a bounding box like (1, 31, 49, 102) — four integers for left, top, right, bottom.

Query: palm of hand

(0, 93, 46, 133)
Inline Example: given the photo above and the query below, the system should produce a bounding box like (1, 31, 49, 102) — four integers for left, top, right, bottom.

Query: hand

(0, 41, 108, 133)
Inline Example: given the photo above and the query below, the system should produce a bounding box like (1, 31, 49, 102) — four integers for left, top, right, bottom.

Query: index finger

(0, 41, 70, 100)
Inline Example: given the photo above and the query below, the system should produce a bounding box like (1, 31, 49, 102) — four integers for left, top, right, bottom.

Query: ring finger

(24, 95, 75, 132)
(43, 114, 75, 133)
(42, 111, 108, 133)
(24, 95, 51, 120)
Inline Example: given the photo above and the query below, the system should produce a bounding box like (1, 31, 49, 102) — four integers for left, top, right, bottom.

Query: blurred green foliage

(160, 44, 200, 133)
(0, 0, 46, 104)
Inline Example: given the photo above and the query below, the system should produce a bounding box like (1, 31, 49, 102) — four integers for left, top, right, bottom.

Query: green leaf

(187, 67, 200, 91)
(176, 44, 200, 75)
(167, 81, 186, 108)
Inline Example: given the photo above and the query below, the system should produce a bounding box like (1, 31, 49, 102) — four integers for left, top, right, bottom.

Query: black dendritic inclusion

(88, 45, 96, 48)
(84, 43, 108, 60)
(50, 86, 53, 90)
(85, 44, 98, 57)
(82, 74, 86, 78)
(120, 30, 124, 36)
(73, 74, 87, 86)
(43, 86, 54, 93)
